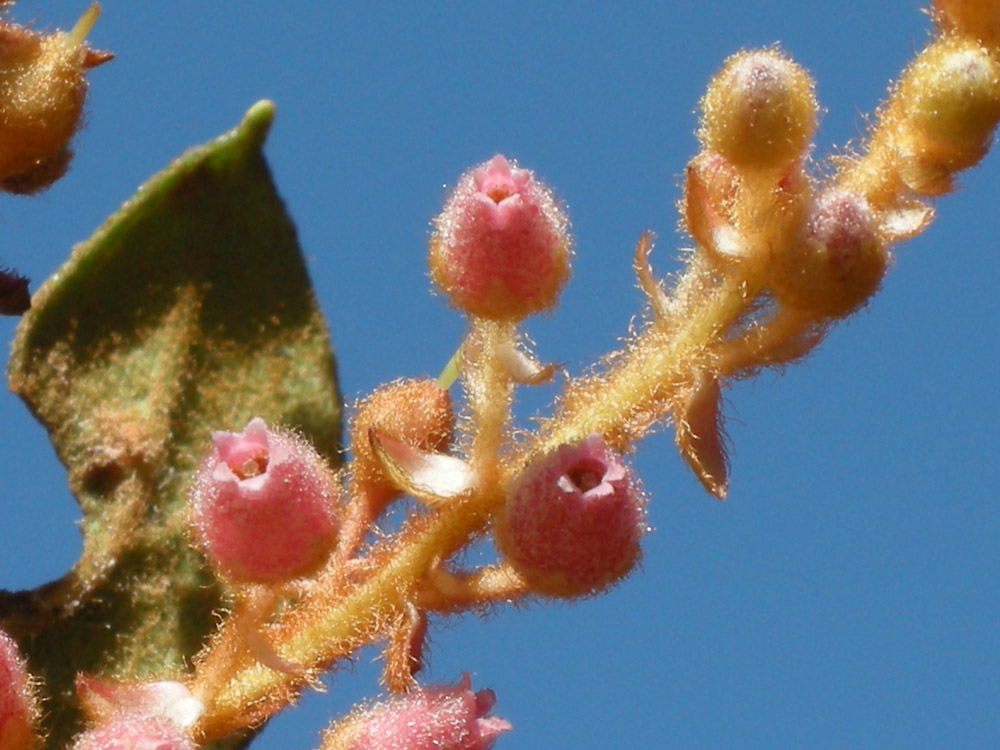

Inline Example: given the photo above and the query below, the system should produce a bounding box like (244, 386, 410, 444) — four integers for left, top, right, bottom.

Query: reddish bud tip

(190, 418, 341, 584)
(0, 628, 41, 750)
(429, 154, 571, 320)
(771, 189, 886, 318)
(322, 674, 510, 750)
(497, 435, 645, 598)
(0, 265, 29, 315)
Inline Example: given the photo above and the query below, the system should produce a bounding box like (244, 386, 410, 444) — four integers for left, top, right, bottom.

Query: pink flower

(322, 674, 510, 750)
(497, 434, 645, 597)
(76, 678, 204, 729)
(0, 628, 40, 750)
(72, 678, 202, 750)
(429, 154, 570, 320)
(71, 716, 194, 750)
(190, 418, 341, 584)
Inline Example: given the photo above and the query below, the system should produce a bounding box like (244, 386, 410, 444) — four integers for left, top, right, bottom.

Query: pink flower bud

(429, 154, 571, 320)
(496, 434, 645, 598)
(321, 674, 510, 750)
(770, 189, 887, 318)
(190, 418, 341, 584)
(71, 716, 195, 750)
(72, 678, 202, 750)
(0, 628, 41, 750)
(76, 677, 204, 730)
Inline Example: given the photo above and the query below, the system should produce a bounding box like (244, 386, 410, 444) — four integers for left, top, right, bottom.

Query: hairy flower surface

(497, 435, 644, 597)
(71, 716, 194, 750)
(76, 678, 204, 730)
(895, 36, 1000, 193)
(429, 154, 570, 319)
(0, 6, 111, 193)
(321, 675, 510, 750)
(0, 628, 40, 750)
(698, 48, 816, 171)
(190, 418, 340, 584)
(72, 679, 202, 750)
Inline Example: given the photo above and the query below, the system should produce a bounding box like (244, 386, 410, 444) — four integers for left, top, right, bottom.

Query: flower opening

(429, 154, 571, 320)
(497, 434, 645, 598)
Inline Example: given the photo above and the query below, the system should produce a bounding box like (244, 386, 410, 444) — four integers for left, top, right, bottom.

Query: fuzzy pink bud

(76, 677, 204, 730)
(321, 674, 510, 750)
(0, 628, 40, 750)
(73, 678, 202, 750)
(771, 189, 886, 318)
(71, 716, 195, 750)
(497, 434, 645, 598)
(429, 154, 571, 320)
(190, 418, 341, 584)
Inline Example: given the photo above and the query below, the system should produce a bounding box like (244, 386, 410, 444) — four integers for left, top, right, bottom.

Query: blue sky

(0, 2, 997, 748)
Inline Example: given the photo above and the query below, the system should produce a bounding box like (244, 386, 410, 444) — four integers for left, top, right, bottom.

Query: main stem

(195, 265, 753, 739)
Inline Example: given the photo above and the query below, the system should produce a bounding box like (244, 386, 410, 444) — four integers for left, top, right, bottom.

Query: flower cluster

(159, 3, 1000, 745)
(2, 2, 997, 749)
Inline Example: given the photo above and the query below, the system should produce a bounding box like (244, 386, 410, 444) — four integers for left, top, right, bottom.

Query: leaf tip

(240, 100, 276, 148)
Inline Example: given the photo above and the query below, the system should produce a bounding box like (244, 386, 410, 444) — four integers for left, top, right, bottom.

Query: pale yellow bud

(897, 37, 1000, 188)
(698, 48, 817, 172)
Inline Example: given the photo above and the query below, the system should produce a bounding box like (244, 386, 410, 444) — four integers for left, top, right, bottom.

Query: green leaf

(3, 101, 341, 749)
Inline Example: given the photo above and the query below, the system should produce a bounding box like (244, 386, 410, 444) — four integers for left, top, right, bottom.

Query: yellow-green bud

(698, 48, 817, 172)
(898, 37, 1000, 173)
